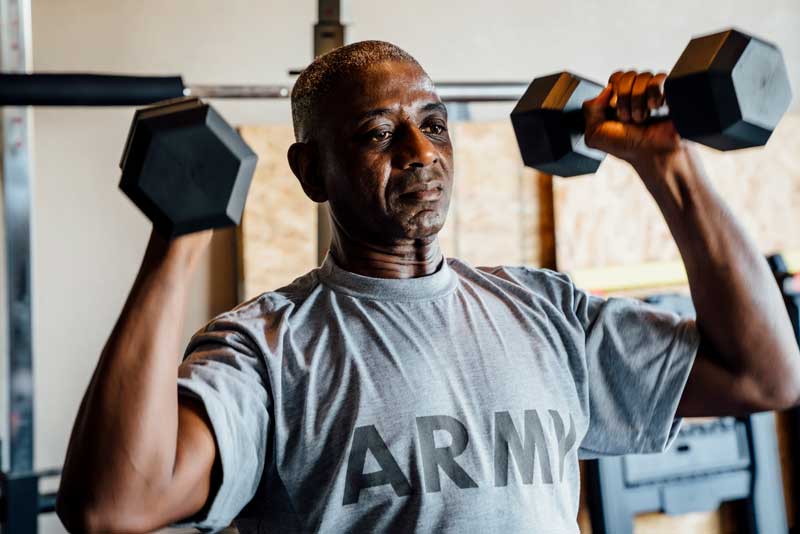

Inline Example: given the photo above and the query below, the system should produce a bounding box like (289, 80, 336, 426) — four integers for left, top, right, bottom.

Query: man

(57, 41, 800, 533)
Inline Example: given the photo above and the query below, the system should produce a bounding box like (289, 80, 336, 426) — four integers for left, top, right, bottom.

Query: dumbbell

(119, 97, 257, 237)
(511, 28, 793, 177)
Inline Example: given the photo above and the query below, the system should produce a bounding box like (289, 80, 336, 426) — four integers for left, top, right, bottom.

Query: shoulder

(447, 257, 578, 303)
(206, 268, 323, 331)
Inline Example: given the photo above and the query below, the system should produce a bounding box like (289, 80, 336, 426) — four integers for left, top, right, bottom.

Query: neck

(329, 225, 443, 279)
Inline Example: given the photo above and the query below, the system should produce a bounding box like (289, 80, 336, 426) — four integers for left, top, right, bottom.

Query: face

(314, 61, 454, 244)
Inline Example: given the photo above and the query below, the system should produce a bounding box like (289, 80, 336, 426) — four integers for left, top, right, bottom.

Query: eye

(370, 130, 393, 142)
(421, 123, 447, 135)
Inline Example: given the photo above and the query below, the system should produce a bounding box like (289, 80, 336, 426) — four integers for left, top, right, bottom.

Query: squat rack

(0, 0, 528, 531)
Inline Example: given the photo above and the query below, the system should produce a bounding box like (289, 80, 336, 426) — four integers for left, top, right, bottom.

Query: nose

(393, 125, 438, 170)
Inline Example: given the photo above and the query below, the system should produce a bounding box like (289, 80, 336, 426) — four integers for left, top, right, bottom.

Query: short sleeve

(171, 316, 271, 531)
(574, 288, 700, 459)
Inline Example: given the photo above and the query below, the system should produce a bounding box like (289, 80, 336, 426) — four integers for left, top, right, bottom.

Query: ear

(288, 142, 328, 203)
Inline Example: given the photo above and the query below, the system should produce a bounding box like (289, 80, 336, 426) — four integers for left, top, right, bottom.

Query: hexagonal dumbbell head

(119, 97, 258, 237)
(511, 72, 606, 177)
(666, 29, 793, 151)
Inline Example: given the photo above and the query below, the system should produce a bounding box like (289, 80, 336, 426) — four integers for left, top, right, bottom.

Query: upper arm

(163, 318, 272, 530)
(121, 395, 221, 532)
(160, 396, 222, 525)
(677, 337, 779, 417)
(572, 289, 699, 457)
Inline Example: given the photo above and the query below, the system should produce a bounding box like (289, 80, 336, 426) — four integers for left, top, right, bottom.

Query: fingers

(608, 71, 623, 108)
(608, 71, 668, 123)
(611, 71, 637, 122)
(582, 85, 614, 131)
(647, 73, 667, 109)
(631, 72, 652, 123)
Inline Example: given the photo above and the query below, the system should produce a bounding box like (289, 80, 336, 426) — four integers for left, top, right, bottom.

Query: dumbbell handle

(564, 103, 671, 133)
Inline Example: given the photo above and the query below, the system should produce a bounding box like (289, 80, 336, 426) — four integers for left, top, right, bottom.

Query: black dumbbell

(511, 28, 793, 177)
(119, 97, 257, 237)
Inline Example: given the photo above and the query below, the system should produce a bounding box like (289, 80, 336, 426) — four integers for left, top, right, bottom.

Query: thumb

(582, 85, 613, 130)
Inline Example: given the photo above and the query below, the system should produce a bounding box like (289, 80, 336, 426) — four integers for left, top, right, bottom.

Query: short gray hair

(291, 40, 423, 142)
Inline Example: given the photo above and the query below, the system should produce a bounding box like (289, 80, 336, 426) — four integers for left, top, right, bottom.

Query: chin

(402, 210, 447, 239)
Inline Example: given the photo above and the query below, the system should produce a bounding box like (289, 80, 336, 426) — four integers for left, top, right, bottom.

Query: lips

(399, 180, 444, 202)
(401, 189, 442, 202)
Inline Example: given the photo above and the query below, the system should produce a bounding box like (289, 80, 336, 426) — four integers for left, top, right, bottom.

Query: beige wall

(5, 1, 797, 532)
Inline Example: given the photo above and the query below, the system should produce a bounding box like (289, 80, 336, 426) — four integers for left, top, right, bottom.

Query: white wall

(5, 1, 797, 532)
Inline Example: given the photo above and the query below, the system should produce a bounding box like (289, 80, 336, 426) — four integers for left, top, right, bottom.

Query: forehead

(323, 61, 440, 125)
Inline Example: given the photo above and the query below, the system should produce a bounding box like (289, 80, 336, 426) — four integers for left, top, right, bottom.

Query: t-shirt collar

(318, 252, 457, 301)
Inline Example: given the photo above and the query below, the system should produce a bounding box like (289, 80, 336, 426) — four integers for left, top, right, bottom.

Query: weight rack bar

(0, 73, 529, 106)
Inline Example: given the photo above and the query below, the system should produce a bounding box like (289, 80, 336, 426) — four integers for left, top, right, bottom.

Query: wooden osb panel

(449, 120, 554, 268)
(554, 114, 800, 272)
(237, 125, 316, 301)
(521, 168, 556, 268)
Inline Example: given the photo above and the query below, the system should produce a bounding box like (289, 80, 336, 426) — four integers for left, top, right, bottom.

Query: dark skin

(288, 61, 454, 278)
(57, 61, 800, 533)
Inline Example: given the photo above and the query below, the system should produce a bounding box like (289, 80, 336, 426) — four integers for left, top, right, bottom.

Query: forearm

(635, 145, 800, 405)
(58, 231, 204, 527)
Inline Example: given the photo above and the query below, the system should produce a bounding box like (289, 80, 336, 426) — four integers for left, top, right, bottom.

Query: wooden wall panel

(237, 125, 316, 301)
(452, 120, 522, 266)
(450, 120, 554, 268)
(554, 114, 800, 273)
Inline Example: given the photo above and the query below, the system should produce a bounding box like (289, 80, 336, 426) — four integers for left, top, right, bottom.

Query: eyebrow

(354, 101, 448, 123)
(356, 108, 393, 122)
(421, 102, 448, 116)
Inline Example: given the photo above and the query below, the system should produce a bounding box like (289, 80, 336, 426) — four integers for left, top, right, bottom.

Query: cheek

(440, 143, 454, 173)
(350, 154, 392, 209)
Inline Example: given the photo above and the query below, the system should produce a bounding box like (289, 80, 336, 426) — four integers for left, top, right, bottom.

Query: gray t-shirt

(175, 254, 699, 533)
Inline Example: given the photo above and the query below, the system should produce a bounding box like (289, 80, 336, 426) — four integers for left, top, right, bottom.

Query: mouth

(399, 181, 444, 203)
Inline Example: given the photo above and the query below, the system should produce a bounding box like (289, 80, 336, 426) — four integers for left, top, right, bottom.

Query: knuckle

(583, 130, 598, 149)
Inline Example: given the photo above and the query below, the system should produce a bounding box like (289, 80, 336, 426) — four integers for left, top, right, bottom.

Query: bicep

(154, 319, 271, 529)
(155, 396, 222, 526)
(677, 338, 771, 417)
(575, 293, 700, 455)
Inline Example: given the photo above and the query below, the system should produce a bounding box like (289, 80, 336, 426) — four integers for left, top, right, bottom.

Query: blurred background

(1, 1, 798, 532)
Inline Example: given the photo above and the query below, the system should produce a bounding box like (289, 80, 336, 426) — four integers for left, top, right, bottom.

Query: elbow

(769, 348, 800, 411)
(768, 377, 800, 411)
(56, 492, 105, 534)
(56, 490, 154, 534)
(748, 366, 800, 413)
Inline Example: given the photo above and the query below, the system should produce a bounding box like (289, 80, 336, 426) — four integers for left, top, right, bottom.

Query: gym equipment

(119, 97, 258, 237)
(511, 28, 793, 177)
(0, 73, 528, 105)
(768, 253, 800, 528)
(769, 254, 800, 340)
(586, 293, 788, 534)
